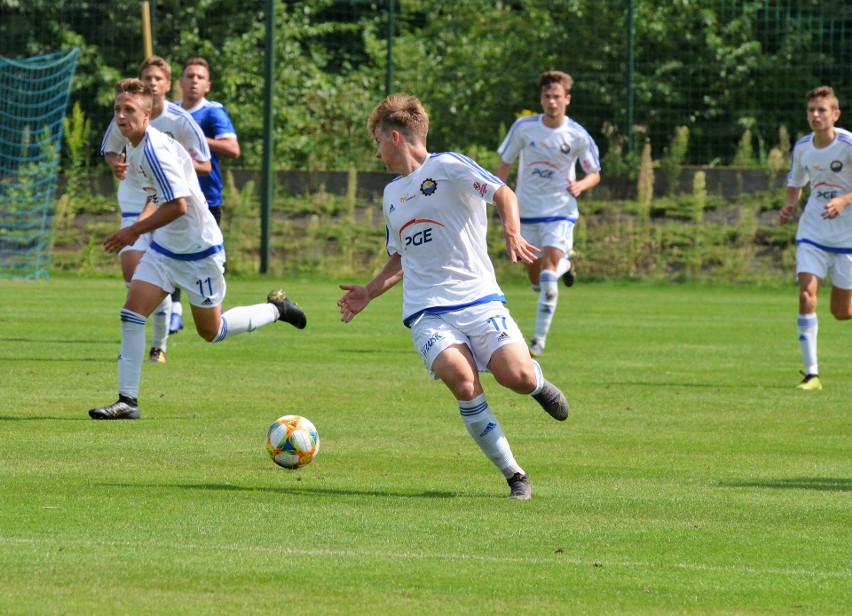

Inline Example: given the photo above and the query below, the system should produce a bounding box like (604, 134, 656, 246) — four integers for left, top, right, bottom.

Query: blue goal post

(0, 48, 79, 279)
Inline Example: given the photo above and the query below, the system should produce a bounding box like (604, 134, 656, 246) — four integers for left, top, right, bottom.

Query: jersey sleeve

(142, 138, 192, 204)
(578, 129, 602, 174)
(101, 119, 128, 155)
(786, 139, 809, 188)
(176, 114, 211, 162)
(443, 152, 504, 204)
(497, 119, 524, 164)
(210, 106, 237, 140)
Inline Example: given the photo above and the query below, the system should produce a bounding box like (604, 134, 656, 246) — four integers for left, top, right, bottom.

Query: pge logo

(831, 160, 843, 172)
(532, 168, 555, 179)
(405, 228, 433, 248)
(420, 178, 438, 196)
(817, 189, 841, 200)
(472, 181, 488, 197)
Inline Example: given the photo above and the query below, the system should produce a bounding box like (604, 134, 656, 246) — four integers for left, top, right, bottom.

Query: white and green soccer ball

(266, 415, 320, 469)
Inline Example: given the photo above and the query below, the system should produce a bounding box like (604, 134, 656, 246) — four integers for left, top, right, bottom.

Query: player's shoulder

(835, 127, 852, 147)
(163, 101, 196, 122)
(792, 133, 814, 152)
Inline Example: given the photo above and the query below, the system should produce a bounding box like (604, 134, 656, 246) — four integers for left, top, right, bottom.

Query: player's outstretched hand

(338, 284, 370, 323)
(504, 230, 540, 265)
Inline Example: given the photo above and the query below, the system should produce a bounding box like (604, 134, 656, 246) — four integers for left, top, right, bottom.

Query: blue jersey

(180, 98, 238, 208)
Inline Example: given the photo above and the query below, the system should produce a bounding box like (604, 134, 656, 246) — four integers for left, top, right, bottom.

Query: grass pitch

(0, 276, 849, 614)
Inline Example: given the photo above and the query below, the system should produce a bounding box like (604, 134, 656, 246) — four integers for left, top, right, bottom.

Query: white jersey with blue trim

(497, 114, 600, 221)
(787, 127, 852, 251)
(125, 126, 222, 256)
(101, 102, 211, 216)
(383, 152, 506, 324)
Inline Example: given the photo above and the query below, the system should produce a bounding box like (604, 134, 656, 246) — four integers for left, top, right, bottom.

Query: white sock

(458, 394, 523, 479)
(534, 269, 558, 343)
(118, 308, 146, 400)
(151, 295, 172, 351)
(529, 359, 544, 395)
(171, 300, 183, 317)
(797, 313, 818, 375)
(555, 257, 571, 278)
(213, 303, 279, 342)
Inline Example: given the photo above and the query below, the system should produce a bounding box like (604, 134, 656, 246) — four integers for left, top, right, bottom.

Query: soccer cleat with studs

(147, 347, 167, 364)
(88, 395, 140, 420)
(795, 372, 822, 391)
(533, 380, 569, 421)
(267, 289, 307, 329)
(507, 472, 531, 500)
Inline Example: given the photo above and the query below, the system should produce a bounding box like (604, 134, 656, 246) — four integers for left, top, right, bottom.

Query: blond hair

(367, 93, 429, 143)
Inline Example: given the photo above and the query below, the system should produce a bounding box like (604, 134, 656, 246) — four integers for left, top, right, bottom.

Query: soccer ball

(266, 415, 320, 469)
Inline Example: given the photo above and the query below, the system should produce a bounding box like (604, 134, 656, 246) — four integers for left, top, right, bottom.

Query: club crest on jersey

(472, 181, 488, 197)
(420, 178, 438, 196)
(560, 143, 572, 155)
(831, 160, 843, 172)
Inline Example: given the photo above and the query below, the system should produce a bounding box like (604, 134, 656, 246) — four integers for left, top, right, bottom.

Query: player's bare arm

(338, 254, 403, 322)
(104, 151, 128, 180)
(780, 187, 803, 224)
(568, 171, 601, 197)
(103, 197, 187, 253)
(493, 185, 539, 264)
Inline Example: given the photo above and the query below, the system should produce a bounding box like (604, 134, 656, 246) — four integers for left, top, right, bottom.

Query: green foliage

(660, 126, 689, 195)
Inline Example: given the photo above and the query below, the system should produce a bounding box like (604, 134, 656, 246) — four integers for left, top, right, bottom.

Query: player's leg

(169, 288, 184, 334)
(828, 253, 852, 321)
(530, 245, 564, 357)
(89, 279, 168, 420)
(148, 294, 171, 364)
(794, 243, 826, 390)
(488, 344, 569, 422)
(432, 343, 530, 499)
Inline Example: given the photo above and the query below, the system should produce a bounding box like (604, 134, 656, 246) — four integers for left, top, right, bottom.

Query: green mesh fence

(0, 49, 80, 279)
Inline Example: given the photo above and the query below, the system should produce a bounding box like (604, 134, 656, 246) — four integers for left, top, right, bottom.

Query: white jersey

(497, 114, 600, 221)
(787, 127, 852, 251)
(125, 126, 222, 257)
(383, 152, 506, 325)
(101, 102, 211, 216)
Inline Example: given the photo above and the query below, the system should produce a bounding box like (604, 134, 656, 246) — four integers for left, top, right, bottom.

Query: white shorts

(521, 219, 574, 254)
(409, 301, 526, 378)
(133, 249, 227, 307)
(796, 241, 852, 290)
(118, 213, 151, 254)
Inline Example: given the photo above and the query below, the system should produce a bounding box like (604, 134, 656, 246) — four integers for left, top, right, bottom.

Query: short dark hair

(115, 78, 153, 108)
(538, 71, 573, 95)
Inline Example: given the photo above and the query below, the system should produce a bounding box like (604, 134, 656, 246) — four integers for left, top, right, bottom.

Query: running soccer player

(337, 93, 569, 500)
(497, 71, 601, 358)
(101, 56, 211, 364)
(779, 85, 852, 391)
(89, 79, 306, 420)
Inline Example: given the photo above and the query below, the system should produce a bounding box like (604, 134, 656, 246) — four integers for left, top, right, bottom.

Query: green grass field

(0, 276, 849, 614)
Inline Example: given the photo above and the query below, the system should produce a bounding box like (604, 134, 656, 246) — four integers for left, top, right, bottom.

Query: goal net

(0, 48, 79, 279)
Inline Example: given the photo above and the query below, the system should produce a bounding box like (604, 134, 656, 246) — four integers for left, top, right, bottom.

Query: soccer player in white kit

(780, 85, 852, 391)
(337, 94, 569, 500)
(497, 71, 601, 358)
(101, 56, 212, 365)
(88, 79, 306, 420)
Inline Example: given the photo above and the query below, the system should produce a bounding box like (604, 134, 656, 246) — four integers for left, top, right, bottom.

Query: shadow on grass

(100, 482, 461, 499)
(720, 477, 851, 492)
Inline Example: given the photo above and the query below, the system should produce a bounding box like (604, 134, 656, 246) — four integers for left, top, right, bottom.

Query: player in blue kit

(170, 57, 243, 334)
(337, 94, 569, 500)
(779, 85, 852, 390)
(89, 79, 306, 420)
(497, 71, 601, 358)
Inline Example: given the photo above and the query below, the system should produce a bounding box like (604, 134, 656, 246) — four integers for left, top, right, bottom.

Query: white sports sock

(118, 308, 146, 399)
(534, 269, 559, 343)
(797, 313, 818, 375)
(171, 300, 183, 317)
(458, 394, 523, 479)
(555, 257, 571, 278)
(529, 359, 544, 395)
(213, 303, 278, 342)
(151, 295, 172, 350)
